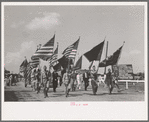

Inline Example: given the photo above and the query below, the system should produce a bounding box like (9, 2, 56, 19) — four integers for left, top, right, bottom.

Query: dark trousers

(36, 82, 41, 93)
(53, 81, 57, 92)
(84, 78, 89, 90)
(107, 79, 114, 94)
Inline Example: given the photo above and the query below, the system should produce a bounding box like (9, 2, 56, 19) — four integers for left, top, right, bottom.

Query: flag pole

(73, 36, 80, 67)
(97, 37, 106, 73)
(89, 61, 93, 70)
(55, 42, 59, 70)
(104, 41, 108, 74)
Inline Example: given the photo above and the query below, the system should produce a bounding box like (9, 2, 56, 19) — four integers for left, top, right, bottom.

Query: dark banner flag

(58, 56, 73, 69)
(84, 40, 104, 62)
(74, 56, 82, 70)
(99, 46, 123, 67)
(53, 63, 61, 71)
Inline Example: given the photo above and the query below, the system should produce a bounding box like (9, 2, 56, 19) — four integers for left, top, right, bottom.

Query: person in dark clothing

(36, 68, 41, 94)
(60, 69, 66, 86)
(59, 76, 63, 86)
(47, 68, 52, 89)
(52, 70, 58, 92)
(106, 68, 114, 94)
(83, 70, 89, 91)
(70, 70, 77, 91)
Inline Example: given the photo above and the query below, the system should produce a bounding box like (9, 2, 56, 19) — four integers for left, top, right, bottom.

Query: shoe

(117, 89, 121, 92)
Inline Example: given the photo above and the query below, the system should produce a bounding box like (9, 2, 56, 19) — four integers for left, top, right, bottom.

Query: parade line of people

(7, 65, 121, 98)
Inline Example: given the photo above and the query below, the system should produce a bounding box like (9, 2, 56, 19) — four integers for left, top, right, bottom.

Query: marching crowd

(6, 65, 121, 98)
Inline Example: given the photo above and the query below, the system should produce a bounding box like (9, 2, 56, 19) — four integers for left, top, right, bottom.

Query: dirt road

(4, 81, 144, 101)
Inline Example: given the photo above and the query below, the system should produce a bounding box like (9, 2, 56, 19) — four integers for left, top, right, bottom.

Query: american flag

(62, 37, 80, 59)
(19, 58, 28, 73)
(48, 44, 58, 67)
(32, 34, 55, 60)
(24, 63, 33, 79)
(30, 57, 40, 67)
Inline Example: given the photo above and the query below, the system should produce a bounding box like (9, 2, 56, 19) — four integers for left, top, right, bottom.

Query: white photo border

(1, 2, 148, 121)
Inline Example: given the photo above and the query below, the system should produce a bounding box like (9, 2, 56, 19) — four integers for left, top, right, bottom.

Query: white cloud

(5, 41, 36, 65)
(129, 49, 141, 55)
(122, 51, 129, 57)
(5, 52, 20, 64)
(11, 21, 25, 28)
(26, 12, 60, 30)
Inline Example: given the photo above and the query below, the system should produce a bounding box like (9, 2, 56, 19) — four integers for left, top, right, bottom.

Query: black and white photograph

(2, 2, 148, 120)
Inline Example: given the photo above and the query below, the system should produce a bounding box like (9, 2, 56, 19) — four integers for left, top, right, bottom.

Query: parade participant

(52, 69, 58, 92)
(14, 76, 18, 86)
(112, 72, 121, 92)
(106, 68, 114, 94)
(83, 69, 89, 91)
(9, 74, 13, 86)
(76, 72, 82, 89)
(70, 69, 76, 91)
(90, 65, 98, 95)
(31, 68, 36, 91)
(47, 67, 52, 90)
(62, 68, 71, 97)
(59, 75, 63, 86)
(36, 68, 41, 94)
(42, 66, 49, 98)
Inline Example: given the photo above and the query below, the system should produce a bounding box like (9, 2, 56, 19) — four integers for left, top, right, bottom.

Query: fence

(118, 80, 144, 89)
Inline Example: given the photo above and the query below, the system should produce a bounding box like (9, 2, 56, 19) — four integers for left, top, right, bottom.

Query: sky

(3, 4, 145, 74)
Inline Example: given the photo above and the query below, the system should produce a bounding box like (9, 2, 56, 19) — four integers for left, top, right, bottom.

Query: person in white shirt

(77, 73, 82, 89)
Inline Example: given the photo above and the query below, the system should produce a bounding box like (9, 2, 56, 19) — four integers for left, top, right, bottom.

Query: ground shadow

(50, 93, 65, 97)
(68, 94, 83, 97)
(5, 91, 18, 101)
(83, 92, 128, 96)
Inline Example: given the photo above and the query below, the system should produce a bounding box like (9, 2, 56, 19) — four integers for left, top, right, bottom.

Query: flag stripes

(62, 37, 80, 59)
(30, 57, 40, 67)
(24, 62, 36, 79)
(32, 34, 55, 60)
(48, 44, 58, 66)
